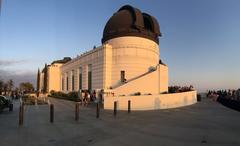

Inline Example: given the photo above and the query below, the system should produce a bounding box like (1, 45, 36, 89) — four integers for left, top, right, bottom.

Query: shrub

(148, 66, 156, 72)
(22, 95, 47, 105)
(168, 87, 177, 93)
(134, 92, 141, 96)
(168, 85, 194, 93)
(49, 91, 79, 102)
(68, 91, 78, 99)
(50, 90, 56, 96)
(56, 91, 67, 97)
(50, 91, 67, 98)
(22, 95, 31, 101)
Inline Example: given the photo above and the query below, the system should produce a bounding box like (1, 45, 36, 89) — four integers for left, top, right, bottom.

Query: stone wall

(104, 91, 197, 110)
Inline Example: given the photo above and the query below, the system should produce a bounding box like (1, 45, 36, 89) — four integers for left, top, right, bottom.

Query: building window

(62, 76, 64, 91)
(88, 64, 92, 91)
(66, 72, 69, 91)
(121, 70, 125, 82)
(79, 67, 82, 90)
(72, 70, 74, 91)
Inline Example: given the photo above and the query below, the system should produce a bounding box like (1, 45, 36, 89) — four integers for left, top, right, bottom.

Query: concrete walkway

(0, 97, 239, 146)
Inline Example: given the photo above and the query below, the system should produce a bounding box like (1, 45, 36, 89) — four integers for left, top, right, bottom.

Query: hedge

(49, 90, 80, 102)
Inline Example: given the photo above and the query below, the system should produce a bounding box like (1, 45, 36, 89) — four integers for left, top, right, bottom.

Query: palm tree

(43, 63, 48, 93)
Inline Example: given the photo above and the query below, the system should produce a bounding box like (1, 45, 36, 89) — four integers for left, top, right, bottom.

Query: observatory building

(38, 5, 197, 110)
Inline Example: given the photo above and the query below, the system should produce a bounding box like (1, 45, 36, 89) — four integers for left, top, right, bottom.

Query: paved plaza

(0, 97, 240, 146)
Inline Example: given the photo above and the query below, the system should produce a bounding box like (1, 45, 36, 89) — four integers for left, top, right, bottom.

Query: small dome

(102, 5, 161, 44)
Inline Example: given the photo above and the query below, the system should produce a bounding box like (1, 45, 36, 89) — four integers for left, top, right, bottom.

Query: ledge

(104, 90, 197, 110)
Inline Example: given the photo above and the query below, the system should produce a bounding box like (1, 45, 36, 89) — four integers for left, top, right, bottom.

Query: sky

(0, 0, 240, 92)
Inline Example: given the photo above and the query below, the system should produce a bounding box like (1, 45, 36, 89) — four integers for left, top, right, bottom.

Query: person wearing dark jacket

(217, 96, 240, 111)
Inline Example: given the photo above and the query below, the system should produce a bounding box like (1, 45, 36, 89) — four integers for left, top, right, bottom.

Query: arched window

(88, 64, 92, 91)
(62, 75, 64, 91)
(79, 67, 82, 90)
(72, 70, 74, 91)
(66, 72, 69, 91)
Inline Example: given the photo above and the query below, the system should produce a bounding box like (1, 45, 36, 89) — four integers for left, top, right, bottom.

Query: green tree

(7, 79, 14, 93)
(19, 82, 34, 93)
(43, 63, 48, 93)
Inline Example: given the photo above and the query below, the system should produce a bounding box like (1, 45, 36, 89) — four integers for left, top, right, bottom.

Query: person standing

(78, 89, 83, 105)
(81, 90, 85, 106)
(87, 90, 91, 105)
(83, 90, 88, 106)
(92, 90, 96, 102)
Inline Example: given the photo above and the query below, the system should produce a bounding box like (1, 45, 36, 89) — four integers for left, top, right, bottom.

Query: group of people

(6, 91, 22, 100)
(77, 89, 103, 106)
(207, 89, 240, 101)
(207, 89, 240, 111)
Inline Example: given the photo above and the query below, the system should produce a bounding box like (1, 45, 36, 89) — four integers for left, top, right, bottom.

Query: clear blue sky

(0, 0, 240, 92)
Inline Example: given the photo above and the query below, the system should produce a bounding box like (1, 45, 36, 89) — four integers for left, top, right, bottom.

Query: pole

(9, 103, 13, 111)
(114, 101, 117, 117)
(75, 102, 79, 121)
(128, 100, 131, 113)
(50, 104, 54, 123)
(96, 102, 100, 118)
(19, 103, 24, 126)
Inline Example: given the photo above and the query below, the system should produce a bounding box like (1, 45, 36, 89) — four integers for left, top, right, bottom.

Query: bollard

(50, 104, 54, 123)
(75, 103, 79, 121)
(96, 102, 100, 118)
(114, 101, 117, 117)
(128, 100, 131, 113)
(9, 103, 13, 111)
(19, 103, 24, 126)
(197, 94, 201, 102)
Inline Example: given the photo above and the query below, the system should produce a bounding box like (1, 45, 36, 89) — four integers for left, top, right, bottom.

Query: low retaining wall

(104, 91, 197, 110)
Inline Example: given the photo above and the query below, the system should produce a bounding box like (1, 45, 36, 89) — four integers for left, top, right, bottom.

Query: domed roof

(102, 5, 161, 44)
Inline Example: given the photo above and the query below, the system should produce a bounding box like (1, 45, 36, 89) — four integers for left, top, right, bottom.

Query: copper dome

(102, 5, 161, 44)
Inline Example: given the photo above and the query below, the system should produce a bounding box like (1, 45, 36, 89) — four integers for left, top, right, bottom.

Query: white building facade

(38, 5, 169, 96)
(37, 5, 197, 110)
(57, 5, 168, 96)
(60, 37, 168, 96)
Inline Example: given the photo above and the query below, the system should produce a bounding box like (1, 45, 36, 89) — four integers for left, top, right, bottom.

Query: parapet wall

(104, 91, 197, 110)
(113, 64, 168, 96)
